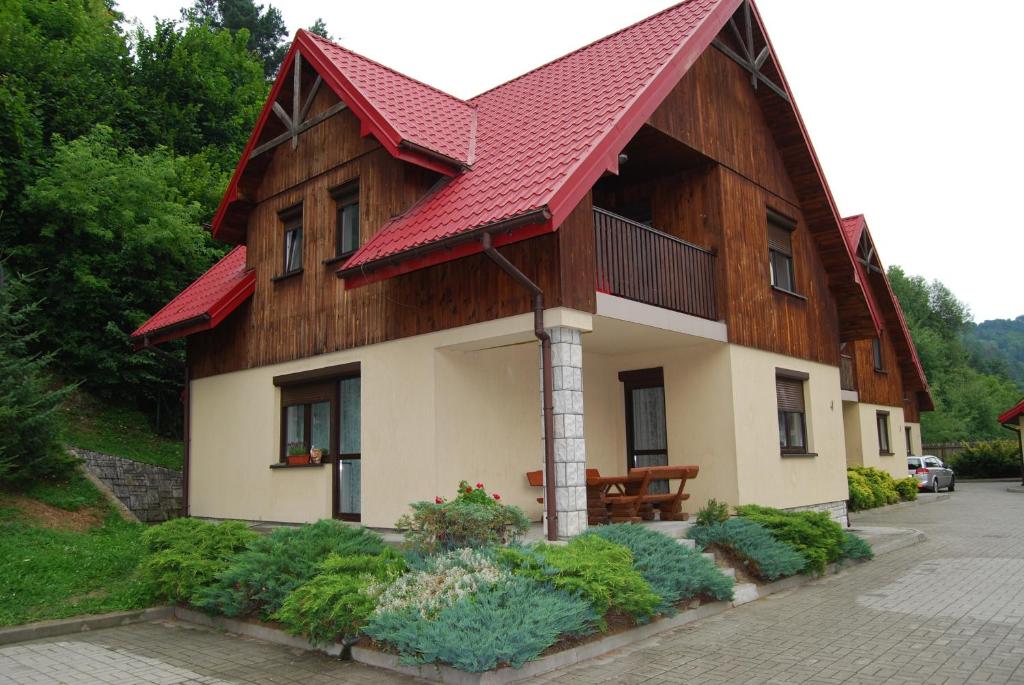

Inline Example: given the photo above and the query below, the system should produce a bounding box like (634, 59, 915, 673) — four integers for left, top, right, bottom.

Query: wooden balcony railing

(594, 207, 717, 320)
(840, 354, 856, 391)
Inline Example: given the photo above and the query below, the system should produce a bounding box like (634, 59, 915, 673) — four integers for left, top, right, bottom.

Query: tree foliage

(182, 0, 288, 76)
(888, 266, 1020, 441)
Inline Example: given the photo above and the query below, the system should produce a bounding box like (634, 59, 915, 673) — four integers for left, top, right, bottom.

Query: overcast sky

(118, 0, 1022, 322)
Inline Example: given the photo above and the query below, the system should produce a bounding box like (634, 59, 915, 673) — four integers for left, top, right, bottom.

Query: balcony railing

(840, 354, 856, 391)
(594, 207, 717, 320)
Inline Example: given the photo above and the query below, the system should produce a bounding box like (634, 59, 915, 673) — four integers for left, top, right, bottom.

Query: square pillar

(541, 326, 587, 538)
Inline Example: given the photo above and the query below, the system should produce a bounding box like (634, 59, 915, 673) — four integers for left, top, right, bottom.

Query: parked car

(908, 455, 955, 493)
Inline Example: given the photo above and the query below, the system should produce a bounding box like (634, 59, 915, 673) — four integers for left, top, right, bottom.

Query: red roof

(130, 246, 254, 347)
(1000, 398, 1024, 426)
(339, 0, 738, 285)
(841, 215, 931, 404)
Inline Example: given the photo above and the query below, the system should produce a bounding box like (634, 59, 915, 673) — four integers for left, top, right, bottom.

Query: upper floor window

(877, 411, 892, 454)
(767, 210, 797, 293)
(281, 205, 303, 276)
(776, 370, 809, 454)
(332, 181, 360, 259)
(872, 336, 885, 371)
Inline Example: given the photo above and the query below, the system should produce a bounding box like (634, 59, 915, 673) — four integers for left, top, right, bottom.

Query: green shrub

(895, 477, 919, 501)
(272, 551, 406, 646)
(695, 498, 730, 527)
(365, 575, 597, 672)
(589, 524, 733, 608)
(500, 535, 660, 624)
(735, 505, 845, 574)
(948, 440, 1021, 478)
(847, 467, 909, 510)
(396, 480, 529, 554)
(688, 518, 805, 581)
(840, 532, 874, 561)
(139, 518, 257, 604)
(373, 548, 508, 619)
(846, 470, 879, 511)
(195, 520, 385, 619)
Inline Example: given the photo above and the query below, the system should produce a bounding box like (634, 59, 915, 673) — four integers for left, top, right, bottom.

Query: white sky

(118, 0, 1023, 322)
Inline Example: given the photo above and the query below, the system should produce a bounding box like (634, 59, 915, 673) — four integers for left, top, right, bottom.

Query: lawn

(0, 477, 153, 626)
(61, 392, 183, 471)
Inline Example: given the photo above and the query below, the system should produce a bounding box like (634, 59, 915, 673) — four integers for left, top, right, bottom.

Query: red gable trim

(130, 246, 255, 349)
(1000, 398, 1024, 427)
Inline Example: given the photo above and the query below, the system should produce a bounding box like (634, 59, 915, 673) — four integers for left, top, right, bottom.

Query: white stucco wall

(840, 401, 908, 480)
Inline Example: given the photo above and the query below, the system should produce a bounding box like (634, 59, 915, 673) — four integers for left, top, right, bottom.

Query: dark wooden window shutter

(767, 223, 792, 255)
(776, 377, 805, 412)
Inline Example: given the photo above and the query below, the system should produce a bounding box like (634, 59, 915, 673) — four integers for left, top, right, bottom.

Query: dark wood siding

(850, 335, 905, 408)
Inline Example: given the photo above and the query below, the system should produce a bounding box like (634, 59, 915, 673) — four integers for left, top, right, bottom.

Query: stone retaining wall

(783, 499, 848, 527)
(72, 448, 182, 522)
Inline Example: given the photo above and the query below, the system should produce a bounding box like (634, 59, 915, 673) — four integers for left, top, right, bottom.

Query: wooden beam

(248, 101, 348, 159)
(272, 101, 293, 131)
(299, 75, 322, 123)
(292, 51, 302, 149)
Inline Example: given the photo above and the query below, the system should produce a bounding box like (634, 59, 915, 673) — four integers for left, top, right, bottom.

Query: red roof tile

(841, 215, 931, 402)
(338, 0, 738, 285)
(130, 246, 254, 347)
(1000, 398, 1024, 426)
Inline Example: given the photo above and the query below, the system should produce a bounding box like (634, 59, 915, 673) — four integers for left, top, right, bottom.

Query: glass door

(621, 368, 669, 493)
(335, 376, 361, 520)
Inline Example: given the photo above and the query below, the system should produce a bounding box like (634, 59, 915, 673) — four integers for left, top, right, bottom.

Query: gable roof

(130, 246, 254, 348)
(1000, 398, 1024, 427)
(841, 214, 932, 407)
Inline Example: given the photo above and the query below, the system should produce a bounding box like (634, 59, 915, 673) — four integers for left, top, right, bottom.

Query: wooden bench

(525, 469, 600, 505)
(628, 465, 699, 521)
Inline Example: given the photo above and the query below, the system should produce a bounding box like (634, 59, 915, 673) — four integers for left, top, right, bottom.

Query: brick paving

(2, 482, 1023, 684)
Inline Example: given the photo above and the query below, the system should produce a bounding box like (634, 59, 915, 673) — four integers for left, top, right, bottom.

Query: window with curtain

(877, 411, 891, 454)
(279, 381, 333, 462)
(776, 374, 807, 453)
(281, 205, 303, 275)
(337, 376, 361, 518)
(767, 211, 797, 293)
(332, 181, 360, 259)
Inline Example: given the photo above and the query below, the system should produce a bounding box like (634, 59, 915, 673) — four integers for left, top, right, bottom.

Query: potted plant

(286, 442, 309, 465)
(310, 447, 323, 465)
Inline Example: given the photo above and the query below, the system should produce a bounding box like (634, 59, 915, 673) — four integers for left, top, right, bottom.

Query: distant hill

(965, 316, 1024, 392)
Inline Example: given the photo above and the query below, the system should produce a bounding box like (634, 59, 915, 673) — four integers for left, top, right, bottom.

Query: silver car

(908, 455, 955, 493)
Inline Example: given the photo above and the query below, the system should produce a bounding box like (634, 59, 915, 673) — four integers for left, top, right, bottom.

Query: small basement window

(332, 181, 360, 259)
(767, 210, 797, 293)
(776, 371, 808, 454)
(281, 205, 303, 276)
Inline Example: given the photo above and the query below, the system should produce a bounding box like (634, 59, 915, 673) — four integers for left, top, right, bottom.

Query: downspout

(481, 232, 558, 541)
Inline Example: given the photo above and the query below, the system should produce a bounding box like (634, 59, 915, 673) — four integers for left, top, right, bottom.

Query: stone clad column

(541, 326, 588, 538)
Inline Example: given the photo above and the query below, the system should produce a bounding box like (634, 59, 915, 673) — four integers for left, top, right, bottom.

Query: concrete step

(721, 567, 736, 579)
(702, 552, 715, 562)
(732, 583, 759, 606)
(676, 538, 696, 549)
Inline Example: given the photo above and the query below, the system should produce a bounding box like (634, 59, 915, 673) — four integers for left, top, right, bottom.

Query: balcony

(593, 207, 717, 321)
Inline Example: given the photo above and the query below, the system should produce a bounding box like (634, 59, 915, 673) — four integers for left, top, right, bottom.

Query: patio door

(620, 368, 669, 493)
(335, 375, 361, 521)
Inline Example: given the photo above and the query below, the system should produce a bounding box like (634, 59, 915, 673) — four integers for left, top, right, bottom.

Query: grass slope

(62, 392, 183, 470)
(0, 476, 152, 626)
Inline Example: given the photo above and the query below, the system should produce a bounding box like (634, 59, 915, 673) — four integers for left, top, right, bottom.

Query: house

(839, 215, 933, 480)
(131, 0, 929, 537)
(1000, 399, 1024, 480)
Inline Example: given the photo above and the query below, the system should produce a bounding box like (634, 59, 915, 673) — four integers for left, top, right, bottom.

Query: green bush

(840, 532, 874, 561)
(948, 440, 1021, 478)
(195, 520, 385, 619)
(140, 518, 257, 604)
(695, 498, 730, 527)
(365, 575, 597, 672)
(272, 552, 406, 646)
(688, 518, 805, 581)
(735, 505, 845, 574)
(589, 524, 733, 608)
(846, 470, 880, 511)
(500, 535, 660, 624)
(396, 480, 529, 554)
(895, 477, 919, 501)
(847, 467, 910, 511)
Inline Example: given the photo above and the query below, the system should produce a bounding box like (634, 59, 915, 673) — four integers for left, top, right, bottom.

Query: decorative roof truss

(250, 51, 348, 160)
(712, 0, 790, 102)
(857, 231, 885, 275)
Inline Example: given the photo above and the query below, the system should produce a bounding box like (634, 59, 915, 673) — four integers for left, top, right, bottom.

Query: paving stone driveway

(2, 482, 1023, 685)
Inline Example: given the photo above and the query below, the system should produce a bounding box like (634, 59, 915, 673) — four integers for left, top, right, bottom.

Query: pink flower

(476, 482, 484, 489)
(493, 493, 501, 501)
(434, 497, 443, 504)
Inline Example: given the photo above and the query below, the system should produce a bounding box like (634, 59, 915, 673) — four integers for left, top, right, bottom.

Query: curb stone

(0, 607, 173, 646)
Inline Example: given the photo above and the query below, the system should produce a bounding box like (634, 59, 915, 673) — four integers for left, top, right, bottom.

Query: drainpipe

(481, 232, 558, 541)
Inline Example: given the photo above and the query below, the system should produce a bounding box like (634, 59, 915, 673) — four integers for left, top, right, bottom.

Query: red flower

(435, 497, 444, 504)
(476, 482, 484, 489)
(493, 493, 501, 500)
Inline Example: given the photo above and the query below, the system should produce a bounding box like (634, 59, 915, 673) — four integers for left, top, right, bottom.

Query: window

(332, 181, 360, 259)
(908, 457, 922, 470)
(767, 210, 797, 293)
(776, 372, 808, 453)
(877, 411, 891, 454)
(280, 381, 333, 461)
(872, 336, 885, 371)
(924, 457, 943, 468)
(281, 205, 303, 275)
(905, 426, 913, 455)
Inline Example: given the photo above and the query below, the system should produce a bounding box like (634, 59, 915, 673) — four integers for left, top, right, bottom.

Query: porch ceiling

(585, 315, 724, 355)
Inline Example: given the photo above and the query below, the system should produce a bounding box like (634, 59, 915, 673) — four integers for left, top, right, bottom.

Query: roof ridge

(468, 0, 695, 102)
(300, 29, 475, 109)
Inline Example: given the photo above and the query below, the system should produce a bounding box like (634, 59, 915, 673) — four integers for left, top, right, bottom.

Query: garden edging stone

(0, 607, 173, 646)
